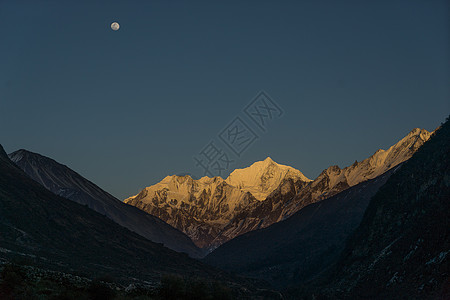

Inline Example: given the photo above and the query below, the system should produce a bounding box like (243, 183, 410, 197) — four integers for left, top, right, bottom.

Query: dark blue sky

(1, 0, 449, 199)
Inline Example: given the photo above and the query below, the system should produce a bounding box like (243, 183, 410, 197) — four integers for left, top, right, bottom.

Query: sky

(1, 0, 449, 200)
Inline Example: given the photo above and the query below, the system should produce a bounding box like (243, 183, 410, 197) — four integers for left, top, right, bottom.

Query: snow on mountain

(125, 158, 310, 249)
(325, 128, 432, 187)
(225, 157, 311, 201)
(125, 128, 432, 252)
(204, 166, 398, 288)
(280, 128, 433, 218)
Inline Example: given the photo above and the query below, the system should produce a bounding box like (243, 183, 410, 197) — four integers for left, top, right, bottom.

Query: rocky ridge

(126, 128, 432, 251)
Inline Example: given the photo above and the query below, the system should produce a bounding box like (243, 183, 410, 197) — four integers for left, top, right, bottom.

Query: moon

(110, 22, 120, 31)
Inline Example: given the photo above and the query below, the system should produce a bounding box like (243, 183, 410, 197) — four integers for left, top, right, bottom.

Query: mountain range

(125, 128, 432, 251)
(125, 157, 311, 249)
(1, 118, 447, 299)
(203, 120, 450, 299)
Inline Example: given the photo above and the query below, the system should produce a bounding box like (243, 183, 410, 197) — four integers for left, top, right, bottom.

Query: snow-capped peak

(125, 127, 432, 250)
(263, 156, 275, 163)
(311, 128, 432, 190)
(225, 157, 311, 200)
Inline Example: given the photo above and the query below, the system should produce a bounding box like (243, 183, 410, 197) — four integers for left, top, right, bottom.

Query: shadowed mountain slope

(8, 149, 203, 258)
(204, 166, 398, 288)
(0, 145, 228, 284)
(300, 119, 449, 299)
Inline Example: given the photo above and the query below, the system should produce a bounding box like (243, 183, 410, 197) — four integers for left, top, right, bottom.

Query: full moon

(110, 22, 120, 31)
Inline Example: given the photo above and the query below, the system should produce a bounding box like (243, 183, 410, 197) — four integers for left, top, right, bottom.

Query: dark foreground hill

(8, 149, 203, 258)
(204, 166, 397, 288)
(0, 145, 235, 288)
(297, 118, 450, 299)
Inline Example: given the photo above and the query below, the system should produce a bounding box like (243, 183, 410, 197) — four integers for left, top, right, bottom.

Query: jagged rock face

(204, 167, 398, 288)
(125, 158, 310, 249)
(210, 178, 309, 248)
(277, 128, 433, 220)
(126, 128, 432, 251)
(126, 175, 259, 248)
